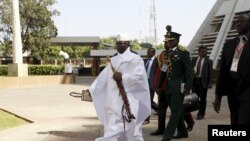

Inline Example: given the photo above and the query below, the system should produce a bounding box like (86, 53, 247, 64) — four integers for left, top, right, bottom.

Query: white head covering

(117, 33, 131, 41)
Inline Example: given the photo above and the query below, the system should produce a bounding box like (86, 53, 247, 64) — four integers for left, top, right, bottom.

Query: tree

(0, 38, 12, 57)
(131, 40, 143, 50)
(100, 37, 145, 50)
(99, 36, 116, 49)
(43, 46, 61, 60)
(140, 42, 153, 49)
(156, 43, 164, 50)
(0, 0, 59, 59)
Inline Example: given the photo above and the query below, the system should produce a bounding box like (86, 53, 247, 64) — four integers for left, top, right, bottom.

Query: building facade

(187, 0, 250, 69)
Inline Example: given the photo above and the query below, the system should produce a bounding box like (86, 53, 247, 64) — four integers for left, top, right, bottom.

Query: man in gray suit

(193, 45, 213, 120)
(143, 47, 159, 124)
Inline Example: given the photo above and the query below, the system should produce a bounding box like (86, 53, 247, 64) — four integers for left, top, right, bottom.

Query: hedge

(0, 65, 220, 83)
(28, 65, 64, 75)
(0, 65, 64, 76)
(0, 65, 8, 75)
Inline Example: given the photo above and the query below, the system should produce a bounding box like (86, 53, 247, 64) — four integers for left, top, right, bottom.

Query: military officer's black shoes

(197, 115, 204, 120)
(161, 138, 171, 141)
(172, 134, 188, 139)
(150, 129, 164, 136)
(187, 123, 194, 131)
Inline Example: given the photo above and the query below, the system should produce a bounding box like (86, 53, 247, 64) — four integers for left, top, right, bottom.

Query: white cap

(117, 33, 130, 41)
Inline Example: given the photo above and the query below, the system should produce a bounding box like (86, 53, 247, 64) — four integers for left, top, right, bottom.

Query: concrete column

(8, 0, 28, 76)
(12, 0, 22, 64)
(92, 44, 100, 76)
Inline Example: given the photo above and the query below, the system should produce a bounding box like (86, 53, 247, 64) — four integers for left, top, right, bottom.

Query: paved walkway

(0, 77, 230, 141)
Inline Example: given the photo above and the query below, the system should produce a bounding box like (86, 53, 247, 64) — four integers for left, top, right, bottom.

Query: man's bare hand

(113, 71, 122, 81)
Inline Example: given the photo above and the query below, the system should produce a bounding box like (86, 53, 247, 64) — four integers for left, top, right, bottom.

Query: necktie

(145, 59, 151, 72)
(234, 36, 246, 58)
(196, 58, 202, 76)
(145, 59, 151, 78)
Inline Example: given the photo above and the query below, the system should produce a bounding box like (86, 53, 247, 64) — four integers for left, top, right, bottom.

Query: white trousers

(95, 113, 144, 141)
(95, 96, 144, 141)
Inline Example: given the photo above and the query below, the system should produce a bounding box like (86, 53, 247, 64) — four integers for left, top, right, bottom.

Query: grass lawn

(0, 109, 29, 131)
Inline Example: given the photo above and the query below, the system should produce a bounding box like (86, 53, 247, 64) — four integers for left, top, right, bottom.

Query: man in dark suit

(150, 38, 169, 135)
(143, 47, 159, 124)
(193, 46, 213, 120)
(213, 13, 250, 125)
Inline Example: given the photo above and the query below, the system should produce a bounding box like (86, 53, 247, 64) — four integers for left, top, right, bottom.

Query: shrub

(0, 65, 8, 75)
(0, 65, 65, 76)
(28, 65, 64, 75)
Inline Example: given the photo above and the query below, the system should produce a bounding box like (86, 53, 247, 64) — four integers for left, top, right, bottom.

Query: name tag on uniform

(230, 57, 239, 72)
(161, 64, 168, 72)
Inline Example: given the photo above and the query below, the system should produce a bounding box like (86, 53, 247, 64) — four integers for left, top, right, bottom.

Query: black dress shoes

(150, 129, 164, 136)
(187, 123, 194, 131)
(172, 134, 188, 139)
(154, 111, 159, 115)
(197, 115, 204, 120)
(161, 138, 171, 141)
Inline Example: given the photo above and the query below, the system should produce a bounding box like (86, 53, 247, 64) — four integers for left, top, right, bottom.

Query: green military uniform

(161, 32, 194, 140)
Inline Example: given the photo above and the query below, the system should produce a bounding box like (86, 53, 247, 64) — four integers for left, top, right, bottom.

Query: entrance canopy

(51, 36, 100, 46)
(50, 36, 100, 76)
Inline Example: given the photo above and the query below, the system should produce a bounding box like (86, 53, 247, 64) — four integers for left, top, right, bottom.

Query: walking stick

(107, 57, 136, 122)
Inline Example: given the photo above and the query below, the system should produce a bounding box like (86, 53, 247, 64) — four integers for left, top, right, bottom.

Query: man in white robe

(85, 33, 151, 141)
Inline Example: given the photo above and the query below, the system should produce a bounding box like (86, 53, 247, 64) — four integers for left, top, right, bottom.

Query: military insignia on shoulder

(178, 46, 186, 51)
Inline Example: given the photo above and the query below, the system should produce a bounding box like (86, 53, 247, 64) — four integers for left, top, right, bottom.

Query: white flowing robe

(89, 48, 151, 141)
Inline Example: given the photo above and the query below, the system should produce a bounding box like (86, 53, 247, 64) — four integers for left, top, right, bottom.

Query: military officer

(161, 31, 194, 141)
